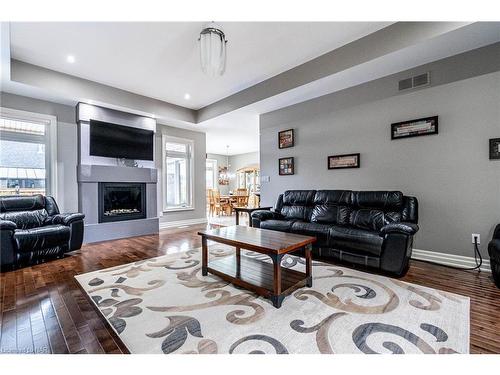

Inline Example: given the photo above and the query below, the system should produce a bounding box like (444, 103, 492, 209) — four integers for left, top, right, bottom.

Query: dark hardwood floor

(1, 224, 499, 354)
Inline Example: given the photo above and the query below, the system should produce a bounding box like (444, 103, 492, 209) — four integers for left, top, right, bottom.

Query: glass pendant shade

(199, 24, 227, 76)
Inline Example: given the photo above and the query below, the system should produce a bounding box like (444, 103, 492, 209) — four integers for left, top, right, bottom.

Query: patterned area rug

(75, 245, 470, 354)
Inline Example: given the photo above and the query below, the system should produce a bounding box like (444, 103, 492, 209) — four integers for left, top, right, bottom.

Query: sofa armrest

(251, 209, 284, 229)
(493, 224, 500, 240)
(251, 210, 283, 221)
(0, 219, 17, 267)
(46, 213, 85, 251)
(380, 222, 419, 236)
(379, 222, 418, 276)
(489, 239, 500, 261)
(0, 219, 17, 231)
(49, 213, 85, 226)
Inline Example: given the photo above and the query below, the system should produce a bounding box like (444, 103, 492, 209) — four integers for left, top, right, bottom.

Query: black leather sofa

(252, 190, 419, 276)
(0, 195, 85, 269)
(488, 224, 500, 288)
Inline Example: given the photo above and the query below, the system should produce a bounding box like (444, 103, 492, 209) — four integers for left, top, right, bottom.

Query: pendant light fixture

(199, 22, 228, 76)
(219, 145, 234, 185)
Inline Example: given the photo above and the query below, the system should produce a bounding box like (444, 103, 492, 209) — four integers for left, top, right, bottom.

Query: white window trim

(0, 107, 58, 202)
(162, 134, 194, 212)
(206, 158, 217, 190)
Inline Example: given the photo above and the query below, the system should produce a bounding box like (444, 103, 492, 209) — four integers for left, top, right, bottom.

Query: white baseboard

(159, 217, 207, 229)
(412, 248, 491, 273)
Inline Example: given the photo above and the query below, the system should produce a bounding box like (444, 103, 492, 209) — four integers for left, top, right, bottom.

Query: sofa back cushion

(352, 191, 403, 210)
(349, 209, 401, 231)
(313, 190, 352, 205)
(0, 194, 49, 229)
(0, 194, 45, 212)
(311, 203, 351, 225)
(275, 190, 415, 230)
(280, 190, 316, 220)
(1, 209, 49, 229)
(310, 190, 351, 225)
(349, 191, 403, 231)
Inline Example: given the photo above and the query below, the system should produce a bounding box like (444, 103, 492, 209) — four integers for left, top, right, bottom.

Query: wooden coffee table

(198, 225, 316, 308)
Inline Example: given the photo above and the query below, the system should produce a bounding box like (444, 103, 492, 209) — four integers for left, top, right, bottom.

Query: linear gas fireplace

(98, 182, 146, 223)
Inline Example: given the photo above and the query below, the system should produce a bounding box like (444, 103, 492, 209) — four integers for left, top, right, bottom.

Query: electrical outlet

(472, 233, 480, 244)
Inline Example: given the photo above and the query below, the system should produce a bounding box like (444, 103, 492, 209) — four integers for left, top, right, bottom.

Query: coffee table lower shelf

(205, 254, 310, 308)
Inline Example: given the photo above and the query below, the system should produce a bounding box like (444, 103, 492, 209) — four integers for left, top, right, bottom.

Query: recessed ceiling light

(66, 55, 75, 63)
(184, 93, 191, 100)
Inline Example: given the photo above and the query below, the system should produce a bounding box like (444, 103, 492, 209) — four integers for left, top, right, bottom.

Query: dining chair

(233, 188, 249, 209)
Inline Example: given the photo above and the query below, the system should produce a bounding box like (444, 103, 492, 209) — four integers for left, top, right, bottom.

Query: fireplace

(98, 182, 146, 223)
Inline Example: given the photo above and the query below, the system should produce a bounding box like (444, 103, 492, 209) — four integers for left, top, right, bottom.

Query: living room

(1, 0, 500, 372)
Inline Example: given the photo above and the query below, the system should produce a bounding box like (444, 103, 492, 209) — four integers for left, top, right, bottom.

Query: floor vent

(398, 72, 430, 91)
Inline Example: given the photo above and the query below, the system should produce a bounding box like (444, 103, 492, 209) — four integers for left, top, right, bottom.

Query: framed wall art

(328, 153, 360, 169)
(279, 157, 294, 175)
(278, 129, 294, 149)
(391, 116, 438, 140)
(490, 138, 500, 160)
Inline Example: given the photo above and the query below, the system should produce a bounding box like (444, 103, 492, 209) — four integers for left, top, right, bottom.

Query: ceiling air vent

(413, 72, 430, 87)
(398, 78, 413, 91)
(398, 72, 431, 91)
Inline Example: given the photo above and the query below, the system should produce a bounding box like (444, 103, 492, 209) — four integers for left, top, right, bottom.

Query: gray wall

(0, 92, 78, 213)
(207, 151, 259, 193)
(157, 124, 207, 224)
(197, 22, 468, 122)
(227, 151, 259, 192)
(260, 71, 500, 259)
(1, 92, 207, 225)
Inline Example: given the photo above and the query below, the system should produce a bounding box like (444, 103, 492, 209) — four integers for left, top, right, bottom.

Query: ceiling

(4, 22, 500, 155)
(9, 22, 391, 110)
(199, 22, 500, 154)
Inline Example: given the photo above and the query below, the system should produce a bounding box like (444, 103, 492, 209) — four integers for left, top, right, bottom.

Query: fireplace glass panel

(98, 183, 146, 223)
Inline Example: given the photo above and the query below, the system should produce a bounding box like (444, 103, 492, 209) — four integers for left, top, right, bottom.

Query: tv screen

(89, 120, 154, 161)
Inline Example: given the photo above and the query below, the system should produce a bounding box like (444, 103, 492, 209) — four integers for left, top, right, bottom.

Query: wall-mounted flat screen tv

(89, 120, 154, 161)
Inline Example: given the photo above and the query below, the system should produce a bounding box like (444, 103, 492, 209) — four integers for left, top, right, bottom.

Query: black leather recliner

(252, 190, 419, 276)
(488, 224, 500, 288)
(0, 195, 85, 269)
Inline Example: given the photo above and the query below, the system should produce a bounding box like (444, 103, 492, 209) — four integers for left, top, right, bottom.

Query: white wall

(157, 124, 207, 224)
(260, 72, 500, 259)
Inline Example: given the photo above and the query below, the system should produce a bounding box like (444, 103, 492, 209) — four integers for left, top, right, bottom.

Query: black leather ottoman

(488, 224, 500, 288)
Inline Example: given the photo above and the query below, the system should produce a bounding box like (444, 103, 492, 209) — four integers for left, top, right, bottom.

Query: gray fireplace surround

(76, 103, 159, 243)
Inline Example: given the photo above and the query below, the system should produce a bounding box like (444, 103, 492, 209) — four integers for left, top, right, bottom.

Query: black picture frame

(278, 129, 294, 149)
(490, 138, 500, 160)
(328, 153, 360, 169)
(391, 116, 439, 140)
(279, 157, 294, 175)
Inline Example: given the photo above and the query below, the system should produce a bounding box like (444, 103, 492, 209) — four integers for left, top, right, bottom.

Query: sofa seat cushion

(260, 219, 296, 232)
(291, 221, 331, 247)
(329, 226, 383, 257)
(14, 224, 70, 252)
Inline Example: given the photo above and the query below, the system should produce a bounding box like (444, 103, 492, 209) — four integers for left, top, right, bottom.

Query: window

(206, 159, 217, 190)
(163, 136, 193, 211)
(0, 108, 57, 198)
